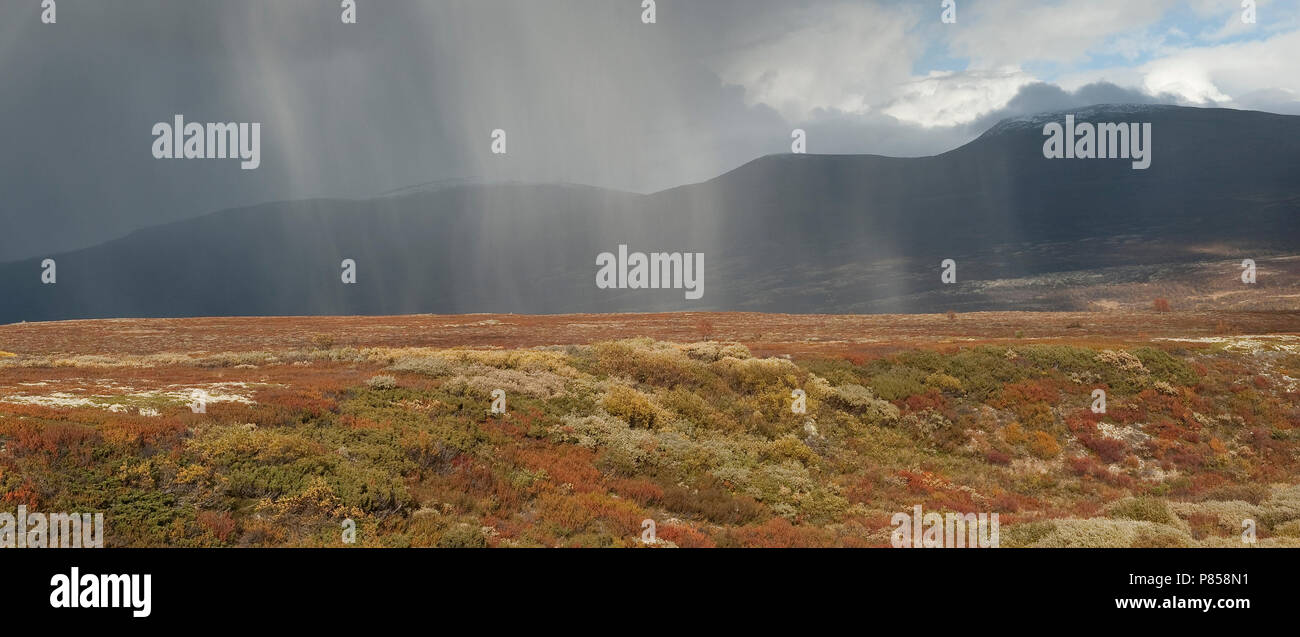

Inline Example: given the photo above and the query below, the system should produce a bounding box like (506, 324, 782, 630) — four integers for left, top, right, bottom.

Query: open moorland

(1, 310, 1298, 547)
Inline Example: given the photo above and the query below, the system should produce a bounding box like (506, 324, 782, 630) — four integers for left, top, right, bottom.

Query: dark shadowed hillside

(4, 105, 1298, 323)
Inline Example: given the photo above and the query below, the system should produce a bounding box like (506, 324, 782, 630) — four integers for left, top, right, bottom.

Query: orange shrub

(609, 478, 663, 506)
(101, 416, 186, 448)
(1077, 431, 1126, 463)
(985, 449, 1012, 465)
(197, 510, 237, 543)
(993, 380, 1059, 408)
(516, 446, 603, 494)
(1028, 431, 1061, 459)
(658, 523, 716, 548)
(576, 492, 646, 538)
(1, 482, 41, 509)
(1003, 422, 1027, 445)
(724, 517, 829, 548)
(537, 493, 596, 536)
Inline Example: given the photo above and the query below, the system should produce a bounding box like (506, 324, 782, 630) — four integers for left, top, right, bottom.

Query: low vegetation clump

(2, 336, 1298, 547)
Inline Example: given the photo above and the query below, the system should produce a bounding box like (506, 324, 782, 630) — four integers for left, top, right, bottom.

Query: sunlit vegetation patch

(1, 337, 1298, 547)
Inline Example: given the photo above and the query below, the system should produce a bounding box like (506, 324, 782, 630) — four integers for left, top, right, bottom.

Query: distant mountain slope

(4, 105, 1298, 323)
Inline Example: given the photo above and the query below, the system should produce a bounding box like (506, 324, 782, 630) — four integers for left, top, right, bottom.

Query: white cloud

(1141, 59, 1233, 102)
(1075, 28, 1300, 105)
(882, 68, 1036, 127)
(707, 2, 921, 121)
(700, 0, 1300, 129)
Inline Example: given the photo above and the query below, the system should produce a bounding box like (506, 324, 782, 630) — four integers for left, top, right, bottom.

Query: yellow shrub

(762, 436, 819, 466)
(924, 372, 963, 393)
(602, 385, 662, 429)
(1028, 431, 1061, 459)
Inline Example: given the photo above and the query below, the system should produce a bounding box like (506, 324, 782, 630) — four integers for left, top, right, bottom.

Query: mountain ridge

(4, 104, 1298, 323)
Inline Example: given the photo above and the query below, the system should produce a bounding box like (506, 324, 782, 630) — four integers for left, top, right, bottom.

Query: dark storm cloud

(0, 0, 1245, 262)
(0, 0, 803, 260)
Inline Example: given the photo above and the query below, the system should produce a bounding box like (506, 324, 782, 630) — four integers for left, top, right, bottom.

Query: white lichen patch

(1, 392, 103, 409)
(1097, 421, 1149, 445)
(129, 382, 257, 406)
(1155, 335, 1300, 354)
(0, 381, 258, 416)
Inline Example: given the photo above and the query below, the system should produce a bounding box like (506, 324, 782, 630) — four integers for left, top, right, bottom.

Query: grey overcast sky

(3, 0, 1299, 261)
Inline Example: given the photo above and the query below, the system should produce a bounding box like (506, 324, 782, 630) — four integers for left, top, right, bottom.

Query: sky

(2, 0, 1299, 261)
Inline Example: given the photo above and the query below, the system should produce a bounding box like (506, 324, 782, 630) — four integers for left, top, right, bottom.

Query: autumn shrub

(931, 347, 1027, 399)
(1066, 455, 1134, 487)
(388, 356, 455, 377)
(901, 389, 947, 413)
(720, 517, 829, 548)
(452, 348, 575, 373)
(589, 339, 708, 388)
(801, 357, 863, 386)
(1002, 422, 1027, 446)
(1107, 496, 1175, 525)
(761, 435, 819, 466)
(993, 380, 1058, 408)
(516, 446, 603, 494)
(1078, 430, 1126, 463)
(445, 365, 568, 399)
(609, 477, 664, 506)
(1197, 483, 1269, 505)
(924, 372, 963, 394)
(985, 449, 1012, 465)
(1131, 347, 1198, 386)
(1130, 525, 1190, 548)
(659, 386, 733, 431)
(7, 334, 1297, 548)
(197, 510, 237, 543)
(1273, 520, 1300, 538)
(1018, 518, 1188, 548)
(1000, 520, 1058, 547)
(239, 517, 288, 546)
(601, 385, 662, 429)
(712, 356, 801, 393)
(897, 410, 960, 448)
(657, 522, 716, 548)
(438, 523, 488, 548)
(869, 365, 929, 401)
(829, 384, 900, 425)
(681, 341, 751, 362)
(1027, 431, 1061, 459)
(1016, 402, 1057, 432)
(660, 479, 767, 525)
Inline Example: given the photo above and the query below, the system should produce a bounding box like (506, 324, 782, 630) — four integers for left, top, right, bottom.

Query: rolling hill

(3, 104, 1298, 323)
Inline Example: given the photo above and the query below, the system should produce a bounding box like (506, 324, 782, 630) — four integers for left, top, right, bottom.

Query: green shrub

(869, 366, 929, 401)
(438, 524, 488, 548)
(1132, 347, 1198, 386)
